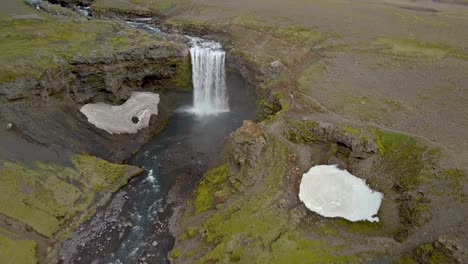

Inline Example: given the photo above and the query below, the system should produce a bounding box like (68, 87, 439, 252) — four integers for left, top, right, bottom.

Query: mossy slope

(0, 155, 141, 238)
(0, 229, 37, 264)
(173, 117, 467, 263)
(0, 5, 166, 84)
(0, 154, 142, 264)
(172, 125, 360, 263)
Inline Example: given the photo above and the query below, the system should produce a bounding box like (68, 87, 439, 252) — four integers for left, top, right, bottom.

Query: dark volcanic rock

(0, 35, 192, 163)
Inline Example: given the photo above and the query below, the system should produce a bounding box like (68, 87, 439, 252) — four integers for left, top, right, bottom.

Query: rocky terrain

(0, 0, 467, 263)
(0, 1, 192, 263)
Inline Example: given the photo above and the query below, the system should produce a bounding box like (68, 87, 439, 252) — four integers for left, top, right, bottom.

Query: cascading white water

(189, 37, 229, 114)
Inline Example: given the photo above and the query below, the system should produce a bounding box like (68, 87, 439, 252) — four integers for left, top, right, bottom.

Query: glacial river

(60, 71, 256, 263)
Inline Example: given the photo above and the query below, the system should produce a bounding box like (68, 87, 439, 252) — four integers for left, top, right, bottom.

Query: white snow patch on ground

(80, 92, 159, 134)
(299, 165, 383, 222)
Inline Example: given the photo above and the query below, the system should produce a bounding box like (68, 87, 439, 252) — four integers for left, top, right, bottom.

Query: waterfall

(189, 37, 229, 115)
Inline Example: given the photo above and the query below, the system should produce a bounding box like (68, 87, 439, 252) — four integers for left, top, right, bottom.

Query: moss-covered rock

(0, 230, 37, 264)
(0, 15, 161, 84)
(0, 155, 142, 237)
(194, 164, 229, 213)
(169, 56, 193, 92)
(283, 119, 319, 144)
(414, 237, 465, 264)
(172, 126, 363, 263)
(0, 6, 191, 102)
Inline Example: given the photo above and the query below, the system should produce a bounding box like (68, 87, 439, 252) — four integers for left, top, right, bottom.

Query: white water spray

(188, 37, 229, 115)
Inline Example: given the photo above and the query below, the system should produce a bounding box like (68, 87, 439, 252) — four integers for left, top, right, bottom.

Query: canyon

(0, 0, 467, 263)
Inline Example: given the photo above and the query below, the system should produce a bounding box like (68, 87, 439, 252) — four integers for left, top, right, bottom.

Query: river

(60, 68, 256, 263)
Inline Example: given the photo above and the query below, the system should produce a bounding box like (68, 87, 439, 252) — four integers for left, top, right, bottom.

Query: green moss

(335, 219, 386, 235)
(194, 164, 229, 213)
(260, 76, 286, 91)
(185, 248, 198, 258)
(71, 155, 129, 191)
(106, 36, 130, 46)
(149, 0, 180, 12)
(416, 243, 449, 264)
(233, 15, 328, 48)
(256, 77, 287, 121)
(314, 224, 341, 237)
(169, 249, 182, 260)
(375, 130, 426, 190)
(283, 120, 319, 144)
(170, 56, 192, 92)
(93, 0, 152, 15)
(371, 129, 434, 241)
(0, 161, 78, 237)
(178, 134, 364, 262)
(443, 169, 466, 191)
(269, 231, 359, 264)
(399, 195, 431, 227)
(0, 155, 137, 238)
(193, 138, 290, 263)
(0, 16, 163, 83)
(164, 16, 219, 35)
(187, 228, 198, 238)
(0, 233, 37, 264)
(180, 227, 198, 240)
(273, 92, 290, 112)
(298, 61, 326, 90)
(372, 129, 414, 157)
(342, 125, 361, 135)
(372, 37, 468, 61)
(257, 99, 279, 119)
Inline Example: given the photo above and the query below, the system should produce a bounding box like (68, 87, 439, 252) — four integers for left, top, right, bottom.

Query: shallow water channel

(61, 71, 256, 263)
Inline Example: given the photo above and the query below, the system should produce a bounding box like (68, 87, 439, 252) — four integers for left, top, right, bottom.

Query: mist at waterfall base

(61, 74, 256, 263)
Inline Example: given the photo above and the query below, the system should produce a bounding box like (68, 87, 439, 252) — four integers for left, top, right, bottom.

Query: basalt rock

(415, 236, 466, 264)
(69, 42, 190, 103)
(0, 29, 192, 162)
(284, 120, 377, 158)
(312, 122, 377, 157)
(0, 41, 190, 104)
(229, 121, 266, 169)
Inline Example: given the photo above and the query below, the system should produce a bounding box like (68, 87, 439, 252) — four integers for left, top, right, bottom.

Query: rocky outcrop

(283, 120, 377, 158)
(229, 121, 266, 168)
(0, 19, 192, 162)
(415, 236, 467, 264)
(0, 41, 190, 103)
(0, 4, 193, 263)
(69, 41, 191, 103)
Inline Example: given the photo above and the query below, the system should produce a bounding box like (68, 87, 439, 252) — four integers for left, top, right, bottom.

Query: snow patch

(80, 92, 159, 134)
(299, 165, 383, 222)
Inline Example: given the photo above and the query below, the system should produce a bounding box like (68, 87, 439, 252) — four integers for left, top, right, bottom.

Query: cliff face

(0, 2, 192, 263)
(1, 41, 191, 103)
(0, 6, 192, 162)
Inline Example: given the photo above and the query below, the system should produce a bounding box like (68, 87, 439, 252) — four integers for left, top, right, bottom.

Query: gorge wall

(0, 2, 193, 263)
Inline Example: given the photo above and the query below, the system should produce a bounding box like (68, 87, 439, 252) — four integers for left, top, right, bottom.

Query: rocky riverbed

(1, 0, 467, 263)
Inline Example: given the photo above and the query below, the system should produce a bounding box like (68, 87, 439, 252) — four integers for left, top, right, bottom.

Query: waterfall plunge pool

(60, 68, 257, 263)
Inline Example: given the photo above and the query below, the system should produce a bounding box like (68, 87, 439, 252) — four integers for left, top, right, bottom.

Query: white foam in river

(299, 165, 383, 222)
